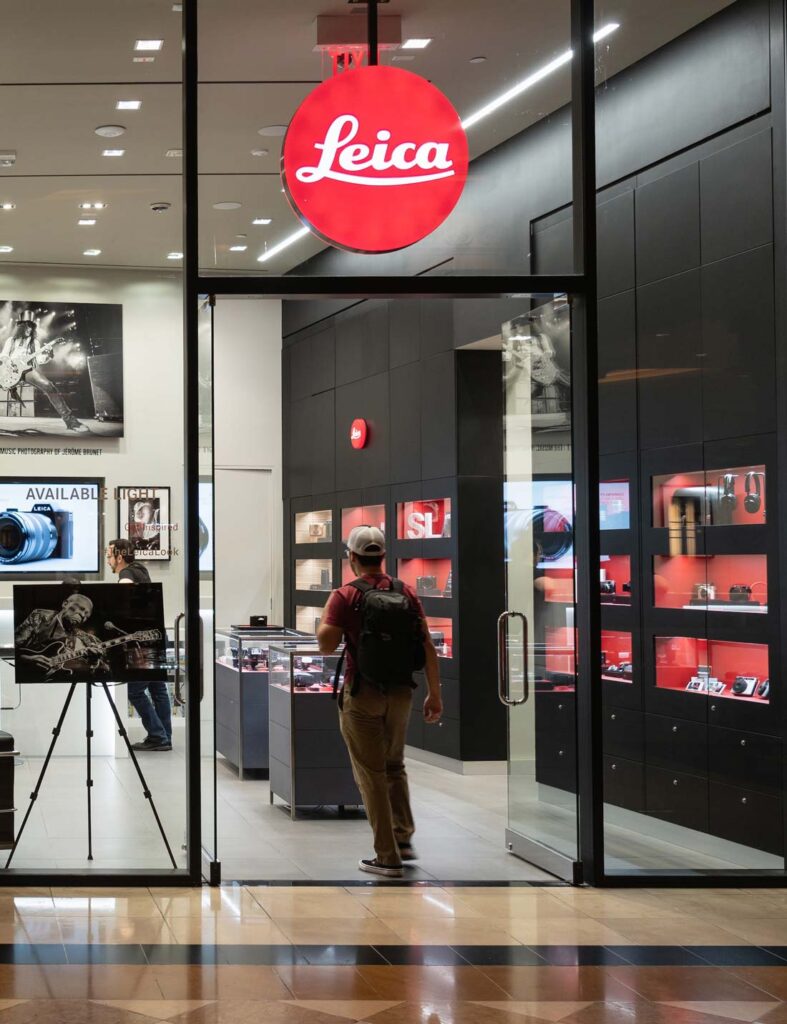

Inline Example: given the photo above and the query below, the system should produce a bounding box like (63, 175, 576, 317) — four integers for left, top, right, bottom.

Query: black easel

(6, 681, 176, 869)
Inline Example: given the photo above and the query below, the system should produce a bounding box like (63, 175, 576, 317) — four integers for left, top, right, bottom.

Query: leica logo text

(295, 115, 455, 187)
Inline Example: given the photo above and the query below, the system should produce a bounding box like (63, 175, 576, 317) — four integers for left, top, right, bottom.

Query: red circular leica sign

(282, 66, 469, 254)
(350, 418, 368, 449)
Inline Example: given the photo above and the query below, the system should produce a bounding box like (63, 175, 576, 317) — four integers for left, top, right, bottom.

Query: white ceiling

(0, 0, 734, 275)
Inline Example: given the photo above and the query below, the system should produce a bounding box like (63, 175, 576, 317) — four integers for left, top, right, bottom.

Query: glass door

(500, 297, 580, 881)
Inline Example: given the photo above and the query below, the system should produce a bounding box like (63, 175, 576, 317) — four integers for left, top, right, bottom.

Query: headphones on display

(744, 471, 762, 514)
(718, 474, 737, 511)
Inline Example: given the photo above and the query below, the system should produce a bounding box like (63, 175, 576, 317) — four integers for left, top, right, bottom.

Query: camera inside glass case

(655, 636, 770, 703)
(653, 464, 766, 533)
(653, 554, 768, 612)
(269, 645, 343, 694)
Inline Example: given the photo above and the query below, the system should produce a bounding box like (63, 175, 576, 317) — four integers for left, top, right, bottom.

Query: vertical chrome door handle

(497, 611, 528, 706)
(173, 612, 185, 706)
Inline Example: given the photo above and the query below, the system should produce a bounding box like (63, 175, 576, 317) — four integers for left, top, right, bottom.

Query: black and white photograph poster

(0, 300, 123, 438)
(117, 486, 171, 561)
(13, 583, 165, 684)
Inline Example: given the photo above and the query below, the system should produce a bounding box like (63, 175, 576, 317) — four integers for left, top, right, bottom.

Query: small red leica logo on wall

(282, 66, 468, 254)
(350, 418, 368, 449)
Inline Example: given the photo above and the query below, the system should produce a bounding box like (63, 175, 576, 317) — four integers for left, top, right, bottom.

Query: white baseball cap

(347, 525, 386, 556)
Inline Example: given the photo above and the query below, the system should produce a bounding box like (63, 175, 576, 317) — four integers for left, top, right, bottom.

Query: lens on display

(0, 511, 58, 564)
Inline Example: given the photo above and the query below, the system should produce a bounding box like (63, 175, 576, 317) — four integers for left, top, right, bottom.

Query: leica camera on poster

(0, 503, 74, 565)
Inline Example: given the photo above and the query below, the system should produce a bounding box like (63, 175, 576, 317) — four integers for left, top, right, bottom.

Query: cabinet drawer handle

(710, 705, 717, 712)
(611, 763, 617, 771)
(611, 714, 616, 721)
(558, 750, 564, 757)
(741, 797, 748, 805)
(558, 704, 564, 711)
(672, 726, 678, 733)
(673, 779, 679, 786)
(740, 739, 747, 747)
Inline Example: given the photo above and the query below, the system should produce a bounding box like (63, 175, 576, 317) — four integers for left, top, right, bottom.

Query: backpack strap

(331, 646, 346, 701)
(332, 579, 372, 701)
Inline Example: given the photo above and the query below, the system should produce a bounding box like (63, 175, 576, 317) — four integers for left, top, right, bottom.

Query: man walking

(317, 525, 442, 877)
(107, 538, 172, 751)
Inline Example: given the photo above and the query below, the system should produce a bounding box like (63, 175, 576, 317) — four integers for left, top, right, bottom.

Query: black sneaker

(132, 738, 171, 751)
(398, 843, 418, 862)
(359, 858, 403, 878)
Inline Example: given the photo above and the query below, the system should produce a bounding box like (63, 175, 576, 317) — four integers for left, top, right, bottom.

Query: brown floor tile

(0, 965, 163, 1001)
(722, 969, 787, 1002)
(591, 917, 743, 946)
(93, 1002, 216, 1022)
(153, 966, 291, 1002)
(166, 1001, 356, 1024)
(760, 1004, 787, 1023)
(57, 916, 176, 945)
(272, 916, 402, 945)
(285, 1000, 403, 1022)
(479, 966, 642, 1003)
(273, 967, 382, 1001)
(380, 917, 521, 946)
(360, 1003, 552, 1024)
(248, 894, 373, 920)
(606, 967, 776, 1003)
(356, 964, 509, 1001)
(0, 998, 161, 1022)
(473, 1002, 594, 1022)
(661, 1001, 780, 1022)
(559, 1001, 749, 1024)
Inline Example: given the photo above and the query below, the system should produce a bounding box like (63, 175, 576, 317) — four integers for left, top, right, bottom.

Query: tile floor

(0, 886, 786, 1020)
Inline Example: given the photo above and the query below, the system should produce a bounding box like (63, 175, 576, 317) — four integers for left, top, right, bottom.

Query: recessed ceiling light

(229, 245, 247, 252)
(392, 55, 415, 62)
(401, 38, 432, 49)
(213, 201, 241, 211)
(0, 152, 16, 168)
(78, 202, 107, 210)
(167, 251, 183, 259)
(116, 100, 142, 111)
(135, 39, 163, 51)
(78, 218, 96, 226)
(250, 149, 269, 158)
(172, 2, 183, 10)
(165, 149, 182, 158)
(0, 203, 15, 211)
(96, 125, 126, 138)
(252, 217, 272, 225)
(102, 149, 125, 157)
(132, 56, 155, 63)
(469, 55, 487, 64)
(83, 249, 102, 256)
(0, 246, 13, 254)
(257, 125, 287, 137)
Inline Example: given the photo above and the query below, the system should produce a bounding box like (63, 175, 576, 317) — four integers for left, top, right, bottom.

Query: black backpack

(333, 577, 425, 698)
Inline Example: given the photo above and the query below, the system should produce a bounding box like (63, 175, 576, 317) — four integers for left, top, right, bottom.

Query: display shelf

(654, 636, 770, 704)
(294, 558, 333, 594)
(653, 464, 766, 530)
(601, 630, 634, 684)
(294, 509, 333, 545)
(426, 616, 453, 659)
(396, 498, 451, 540)
(295, 605, 323, 635)
(600, 479, 631, 531)
(653, 554, 768, 613)
(397, 557, 452, 599)
(601, 554, 631, 605)
(542, 568, 574, 604)
(543, 625, 575, 689)
(341, 504, 386, 547)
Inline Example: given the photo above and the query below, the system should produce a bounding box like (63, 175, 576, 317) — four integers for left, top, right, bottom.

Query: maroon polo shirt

(323, 573, 424, 691)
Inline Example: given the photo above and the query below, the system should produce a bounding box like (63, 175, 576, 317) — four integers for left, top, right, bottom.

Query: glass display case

(294, 509, 333, 544)
(268, 644, 361, 817)
(396, 498, 451, 539)
(341, 504, 386, 545)
(214, 627, 304, 778)
(601, 630, 634, 683)
(600, 554, 631, 605)
(295, 558, 333, 593)
(397, 557, 452, 598)
(600, 480, 631, 530)
(653, 554, 768, 612)
(654, 636, 770, 703)
(426, 616, 453, 659)
(653, 464, 766, 531)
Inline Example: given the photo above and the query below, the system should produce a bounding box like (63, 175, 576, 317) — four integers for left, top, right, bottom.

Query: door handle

(497, 611, 528, 707)
(173, 612, 185, 706)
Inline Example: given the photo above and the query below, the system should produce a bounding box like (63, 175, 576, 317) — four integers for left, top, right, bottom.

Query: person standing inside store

(106, 538, 172, 752)
(317, 525, 442, 878)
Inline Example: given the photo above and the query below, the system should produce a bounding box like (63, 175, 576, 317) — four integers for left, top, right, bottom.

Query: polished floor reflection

(0, 886, 783, 1020)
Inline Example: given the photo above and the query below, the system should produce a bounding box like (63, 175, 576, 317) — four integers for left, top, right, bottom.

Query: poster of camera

(13, 583, 166, 684)
(117, 486, 171, 561)
(0, 300, 123, 438)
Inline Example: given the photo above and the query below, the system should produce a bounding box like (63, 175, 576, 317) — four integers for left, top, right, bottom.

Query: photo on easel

(117, 486, 171, 561)
(12, 582, 166, 684)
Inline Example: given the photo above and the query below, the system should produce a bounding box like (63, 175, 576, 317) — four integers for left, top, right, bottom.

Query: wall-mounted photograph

(0, 300, 123, 438)
(13, 582, 166, 684)
(117, 486, 171, 562)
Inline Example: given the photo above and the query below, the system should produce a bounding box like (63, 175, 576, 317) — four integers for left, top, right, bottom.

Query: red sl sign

(282, 66, 469, 254)
(350, 418, 368, 449)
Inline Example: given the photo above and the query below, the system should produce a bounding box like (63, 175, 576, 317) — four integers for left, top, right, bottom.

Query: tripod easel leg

(6, 682, 78, 869)
(101, 683, 177, 869)
(86, 683, 94, 861)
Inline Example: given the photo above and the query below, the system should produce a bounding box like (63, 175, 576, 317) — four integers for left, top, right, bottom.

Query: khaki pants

(339, 681, 415, 866)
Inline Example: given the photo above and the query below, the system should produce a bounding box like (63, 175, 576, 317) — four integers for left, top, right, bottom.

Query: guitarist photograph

(0, 309, 88, 434)
(15, 592, 107, 678)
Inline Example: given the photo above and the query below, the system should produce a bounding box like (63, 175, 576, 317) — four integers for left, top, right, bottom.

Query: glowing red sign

(282, 66, 468, 254)
(350, 418, 368, 449)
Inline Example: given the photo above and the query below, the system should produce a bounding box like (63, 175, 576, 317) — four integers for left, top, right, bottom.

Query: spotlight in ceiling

(252, 217, 272, 225)
(78, 219, 96, 226)
(150, 201, 172, 213)
(165, 149, 182, 158)
(229, 245, 247, 252)
(79, 202, 107, 210)
(250, 149, 269, 157)
(0, 203, 15, 211)
(135, 39, 163, 51)
(401, 38, 431, 49)
(133, 56, 155, 63)
(257, 125, 287, 137)
(167, 251, 183, 259)
(0, 152, 16, 169)
(95, 125, 126, 138)
(83, 249, 102, 256)
(469, 55, 487, 63)
(116, 100, 142, 111)
(0, 246, 13, 253)
(102, 149, 125, 157)
(213, 201, 241, 210)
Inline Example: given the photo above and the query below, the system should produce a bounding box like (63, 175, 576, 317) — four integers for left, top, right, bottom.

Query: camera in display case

(397, 557, 452, 599)
(426, 616, 452, 659)
(601, 630, 634, 683)
(295, 605, 324, 634)
(653, 464, 766, 537)
(654, 636, 770, 703)
(295, 558, 332, 593)
(600, 555, 631, 605)
(653, 554, 768, 612)
(294, 509, 333, 544)
(268, 643, 361, 817)
(396, 498, 451, 539)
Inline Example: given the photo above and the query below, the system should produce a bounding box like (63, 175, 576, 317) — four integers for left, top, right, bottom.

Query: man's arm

(316, 592, 344, 654)
(421, 621, 442, 724)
